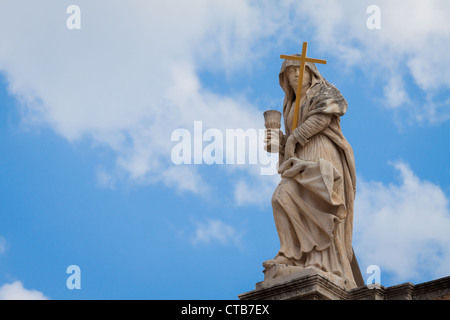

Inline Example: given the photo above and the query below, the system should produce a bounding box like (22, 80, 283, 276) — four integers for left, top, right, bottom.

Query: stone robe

(269, 65, 360, 287)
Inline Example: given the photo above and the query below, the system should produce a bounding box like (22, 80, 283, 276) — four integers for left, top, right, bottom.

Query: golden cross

(280, 42, 327, 131)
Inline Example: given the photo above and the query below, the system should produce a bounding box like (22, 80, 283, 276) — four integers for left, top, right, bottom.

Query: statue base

(238, 267, 450, 300)
(262, 265, 356, 291)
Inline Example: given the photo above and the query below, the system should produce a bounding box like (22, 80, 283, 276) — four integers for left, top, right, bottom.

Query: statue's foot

(262, 259, 276, 268)
(263, 255, 291, 267)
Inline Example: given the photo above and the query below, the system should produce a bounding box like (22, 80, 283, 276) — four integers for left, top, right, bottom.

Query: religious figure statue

(264, 54, 363, 289)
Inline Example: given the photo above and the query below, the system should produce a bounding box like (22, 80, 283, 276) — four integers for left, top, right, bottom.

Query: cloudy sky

(0, 0, 449, 299)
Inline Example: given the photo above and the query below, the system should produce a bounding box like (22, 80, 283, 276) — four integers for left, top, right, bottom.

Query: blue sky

(0, 1, 450, 299)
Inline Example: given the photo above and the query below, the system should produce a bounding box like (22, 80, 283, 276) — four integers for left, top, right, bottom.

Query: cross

(281, 42, 327, 131)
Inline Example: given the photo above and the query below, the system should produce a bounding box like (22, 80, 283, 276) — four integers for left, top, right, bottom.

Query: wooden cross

(281, 42, 327, 131)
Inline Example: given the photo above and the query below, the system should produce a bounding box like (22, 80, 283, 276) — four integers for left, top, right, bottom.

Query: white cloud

(0, 1, 283, 193)
(1, 0, 449, 200)
(162, 166, 209, 196)
(0, 281, 48, 300)
(191, 219, 242, 246)
(234, 169, 280, 207)
(96, 167, 116, 190)
(292, 0, 450, 123)
(354, 162, 450, 284)
(383, 76, 410, 109)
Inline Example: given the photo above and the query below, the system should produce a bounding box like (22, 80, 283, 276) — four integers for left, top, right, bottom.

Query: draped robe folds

(268, 68, 359, 287)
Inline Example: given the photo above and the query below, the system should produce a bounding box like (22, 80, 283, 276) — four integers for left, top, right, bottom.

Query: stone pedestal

(238, 268, 450, 300)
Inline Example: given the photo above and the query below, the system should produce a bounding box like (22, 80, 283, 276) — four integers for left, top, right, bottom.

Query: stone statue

(263, 55, 363, 289)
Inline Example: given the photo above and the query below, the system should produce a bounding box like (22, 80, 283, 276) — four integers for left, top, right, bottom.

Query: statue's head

(285, 65, 311, 93)
(279, 55, 323, 95)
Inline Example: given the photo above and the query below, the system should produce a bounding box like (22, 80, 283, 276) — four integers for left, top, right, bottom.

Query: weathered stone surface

(262, 58, 361, 290)
(239, 268, 450, 300)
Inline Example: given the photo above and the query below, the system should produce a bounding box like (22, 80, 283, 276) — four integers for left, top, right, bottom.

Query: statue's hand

(264, 129, 284, 153)
(285, 134, 297, 159)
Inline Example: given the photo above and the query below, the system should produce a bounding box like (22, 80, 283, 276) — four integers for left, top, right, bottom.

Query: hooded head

(279, 54, 326, 95)
(278, 55, 346, 135)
